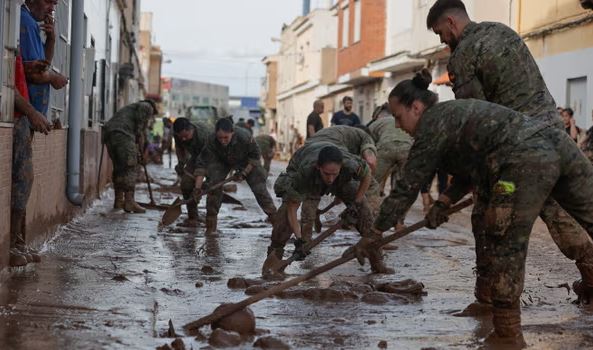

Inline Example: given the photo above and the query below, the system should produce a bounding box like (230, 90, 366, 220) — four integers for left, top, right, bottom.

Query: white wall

(537, 46, 593, 129)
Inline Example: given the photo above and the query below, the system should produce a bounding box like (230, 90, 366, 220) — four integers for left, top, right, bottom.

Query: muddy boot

(124, 191, 146, 214)
(9, 249, 28, 267)
(22, 247, 41, 263)
(368, 248, 395, 274)
(113, 189, 125, 210)
(178, 203, 199, 228)
(262, 246, 286, 279)
(205, 216, 218, 235)
(573, 262, 593, 304)
(485, 306, 526, 348)
(454, 276, 493, 317)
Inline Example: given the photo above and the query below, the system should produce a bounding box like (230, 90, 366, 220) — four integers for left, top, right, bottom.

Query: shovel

(183, 198, 473, 334)
(143, 163, 156, 206)
(314, 200, 340, 233)
(261, 221, 342, 277)
(160, 178, 234, 226)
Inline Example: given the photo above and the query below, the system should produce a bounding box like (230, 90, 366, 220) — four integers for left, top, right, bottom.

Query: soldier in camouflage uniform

(267, 142, 393, 275)
(304, 125, 383, 218)
(255, 134, 277, 177)
(305, 125, 377, 171)
(359, 74, 593, 346)
(368, 104, 413, 195)
(103, 100, 157, 213)
(193, 118, 276, 234)
(172, 117, 212, 227)
(427, 0, 593, 317)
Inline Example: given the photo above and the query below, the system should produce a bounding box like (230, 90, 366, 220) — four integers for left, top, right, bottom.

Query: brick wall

(0, 127, 13, 269)
(26, 130, 72, 244)
(337, 0, 386, 77)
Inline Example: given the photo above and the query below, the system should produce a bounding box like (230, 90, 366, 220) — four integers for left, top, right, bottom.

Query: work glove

(192, 187, 203, 201)
(293, 238, 310, 261)
(425, 200, 449, 229)
(342, 236, 375, 266)
(231, 169, 248, 182)
(174, 163, 184, 176)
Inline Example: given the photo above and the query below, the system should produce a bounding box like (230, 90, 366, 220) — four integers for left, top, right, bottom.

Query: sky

(141, 0, 317, 97)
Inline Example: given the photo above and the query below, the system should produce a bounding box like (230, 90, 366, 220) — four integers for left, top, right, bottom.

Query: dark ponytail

(389, 69, 438, 108)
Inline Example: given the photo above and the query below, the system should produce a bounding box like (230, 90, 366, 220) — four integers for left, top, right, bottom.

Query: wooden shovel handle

(184, 198, 473, 333)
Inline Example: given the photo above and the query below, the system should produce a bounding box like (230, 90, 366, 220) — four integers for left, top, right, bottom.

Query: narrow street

(0, 161, 592, 350)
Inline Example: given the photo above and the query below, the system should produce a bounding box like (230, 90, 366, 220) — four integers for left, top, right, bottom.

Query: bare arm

(355, 172, 372, 204)
(14, 90, 51, 134)
(307, 125, 316, 137)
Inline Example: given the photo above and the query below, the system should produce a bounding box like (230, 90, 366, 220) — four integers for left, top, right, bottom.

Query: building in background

(229, 96, 262, 129)
(260, 55, 278, 134)
(515, 0, 593, 129)
(275, 4, 337, 157)
(161, 77, 229, 119)
(139, 12, 163, 102)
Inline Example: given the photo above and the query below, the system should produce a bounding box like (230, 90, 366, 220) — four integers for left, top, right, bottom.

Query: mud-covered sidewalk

(0, 161, 592, 349)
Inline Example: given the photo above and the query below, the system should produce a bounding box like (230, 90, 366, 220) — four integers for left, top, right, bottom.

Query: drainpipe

(66, 0, 85, 205)
(303, 0, 311, 16)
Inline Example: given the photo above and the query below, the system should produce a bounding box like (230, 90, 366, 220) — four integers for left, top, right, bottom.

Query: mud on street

(0, 161, 592, 349)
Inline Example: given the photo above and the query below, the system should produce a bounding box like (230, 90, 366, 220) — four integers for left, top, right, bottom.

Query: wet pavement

(1, 161, 593, 349)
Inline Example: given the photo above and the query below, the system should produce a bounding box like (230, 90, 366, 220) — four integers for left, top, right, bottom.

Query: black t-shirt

(306, 112, 324, 138)
(331, 111, 361, 126)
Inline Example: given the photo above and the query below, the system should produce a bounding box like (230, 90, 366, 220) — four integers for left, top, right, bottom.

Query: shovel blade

(161, 198, 183, 226)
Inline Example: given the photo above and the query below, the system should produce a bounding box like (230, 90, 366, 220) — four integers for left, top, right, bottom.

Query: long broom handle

(276, 222, 342, 271)
(184, 198, 474, 333)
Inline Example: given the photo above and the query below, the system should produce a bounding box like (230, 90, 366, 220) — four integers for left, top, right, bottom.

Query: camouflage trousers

(374, 143, 409, 195)
(475, 129, 593, 309)
(262, 155, 273, 177)
(270, 180, 374, 252)
(204, 161, 276, 218)
(11, 117, 34, 212)
(104, 132, 139, 192)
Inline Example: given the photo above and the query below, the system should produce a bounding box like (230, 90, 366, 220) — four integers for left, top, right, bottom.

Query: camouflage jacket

(174, 122, 212, 170)
(255, 135, 277, 157)
(374, 99, 548, 231)
(368, 117, 413, 151)
(305, 125, 377, 157)
(275, 141, 369, 203)
(103, 101, 153, 142)
(194, 126, 261, 176)
(448, 21, 561, 128)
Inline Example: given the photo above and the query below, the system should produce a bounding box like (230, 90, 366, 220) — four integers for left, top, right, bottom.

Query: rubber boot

(113, 189, 125, 210)
(368, 249, 395, 274)
(454, 276, 493, 317)
(485, 306, 526, 348)
(205, 216, 218, 235)
(9, 249, 27, 267)
(124, 191, 146, 213)
(262, 245, 286, 280)
(574, 262, 593, 304)
(178, 203, 199, 228)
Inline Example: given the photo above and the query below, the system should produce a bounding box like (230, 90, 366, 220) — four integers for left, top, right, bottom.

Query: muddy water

(0, 161, 592, 349)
